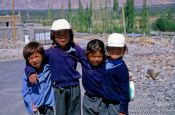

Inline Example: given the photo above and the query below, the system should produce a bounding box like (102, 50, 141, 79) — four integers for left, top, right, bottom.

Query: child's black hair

(123, 45, 128, 54)
(106, 44, 128, 55)
(86, 39, 106, 58)
(23, 42, 45, 65)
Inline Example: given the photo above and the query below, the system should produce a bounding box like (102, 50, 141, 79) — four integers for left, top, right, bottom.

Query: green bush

(155, 17, 175, 31)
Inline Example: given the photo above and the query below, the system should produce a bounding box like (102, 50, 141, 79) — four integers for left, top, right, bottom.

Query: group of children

(21, 19, 131, 115)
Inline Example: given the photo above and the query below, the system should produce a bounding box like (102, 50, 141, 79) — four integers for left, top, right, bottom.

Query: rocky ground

(0, 39, 50, 61)
(124, 39, 175, 115)
(0, 35, 175, 115)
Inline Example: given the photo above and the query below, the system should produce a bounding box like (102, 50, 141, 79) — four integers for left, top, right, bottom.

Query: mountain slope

(0, 0, 175, 10)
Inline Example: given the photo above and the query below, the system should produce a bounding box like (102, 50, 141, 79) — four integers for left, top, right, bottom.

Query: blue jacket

(22, 64, 55, 114)
(82, 59, 106, 97)
(25, 44, 85, 88)
(103, 57, 130, 114)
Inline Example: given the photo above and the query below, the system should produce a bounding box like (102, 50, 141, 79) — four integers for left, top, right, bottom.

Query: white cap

(51, 19, 71, 31)
(107, 33, 125, 47)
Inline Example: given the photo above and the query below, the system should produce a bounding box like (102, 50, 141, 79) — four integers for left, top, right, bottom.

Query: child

(103, 33, 130, 115)
(25, 19, 85, 115)
(82, 39, 108, 115)
(22, 42, 55, 115)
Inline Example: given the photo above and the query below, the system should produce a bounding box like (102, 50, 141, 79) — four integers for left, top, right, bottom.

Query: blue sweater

(82, 59, 106, 97)
(22, 64, 55, 114)
(103, 57, 130, 114)
(25, 44, 85, 88)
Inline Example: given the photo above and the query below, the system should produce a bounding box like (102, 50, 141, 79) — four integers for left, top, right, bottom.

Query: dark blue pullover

(103, 57, 130, 114)
(25, 44, 85, 88)
(81, 60, 106, 97)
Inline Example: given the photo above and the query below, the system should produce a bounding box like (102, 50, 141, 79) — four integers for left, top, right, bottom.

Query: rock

(146, 68, 160, 80)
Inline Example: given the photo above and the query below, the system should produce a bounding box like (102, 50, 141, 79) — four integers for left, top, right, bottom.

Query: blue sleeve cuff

(119, 103, 129, 114)
(25, 65, 36, 78)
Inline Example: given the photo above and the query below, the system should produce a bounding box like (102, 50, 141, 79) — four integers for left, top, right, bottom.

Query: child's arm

(117, 66, 130, 115)
(25, 65, 36, 77)
(25, 65, 38, 84)
(29, 73, 38, 85)
(21, 74, 34, 114)
(74, 45, 88, 67)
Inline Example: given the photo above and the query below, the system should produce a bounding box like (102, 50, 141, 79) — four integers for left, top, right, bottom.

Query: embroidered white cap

(51, 19, 71, 31)
(107, 33, 125, 47)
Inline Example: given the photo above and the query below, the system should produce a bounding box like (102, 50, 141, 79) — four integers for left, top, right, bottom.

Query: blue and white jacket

(22, 64, 55, 114)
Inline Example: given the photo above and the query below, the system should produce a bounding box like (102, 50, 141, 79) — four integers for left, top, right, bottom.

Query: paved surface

(0, 60, 27, 115)
(0, 60, 84, 115)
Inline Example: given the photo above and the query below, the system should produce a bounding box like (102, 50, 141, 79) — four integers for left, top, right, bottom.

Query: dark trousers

(54, 85, 81, 115)
(106, 103, 120, 115)
(102, 99, 120, 115)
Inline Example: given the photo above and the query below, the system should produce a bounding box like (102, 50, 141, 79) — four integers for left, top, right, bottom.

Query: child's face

(87, 51, 104, 67)
(55, 30, 70, 48)
(107, 47, 124, 60)
(28, 52, 43, 70)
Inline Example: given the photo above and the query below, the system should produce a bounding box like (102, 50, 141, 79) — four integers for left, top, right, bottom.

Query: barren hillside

(0, 0, 175, 10)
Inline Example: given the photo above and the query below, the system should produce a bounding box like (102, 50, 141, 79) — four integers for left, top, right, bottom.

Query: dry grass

(126, 36, 156, 45)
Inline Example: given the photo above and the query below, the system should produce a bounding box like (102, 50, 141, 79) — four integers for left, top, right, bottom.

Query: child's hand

(119, 112, 126, 115)
(129, 71, 135, 81)
(29, 73, 38, 85)
(129, 77, 134, 81)
(32, 103, 38, 113)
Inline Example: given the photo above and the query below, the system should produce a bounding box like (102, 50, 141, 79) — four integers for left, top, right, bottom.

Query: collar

(105, 57, 123, 69)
